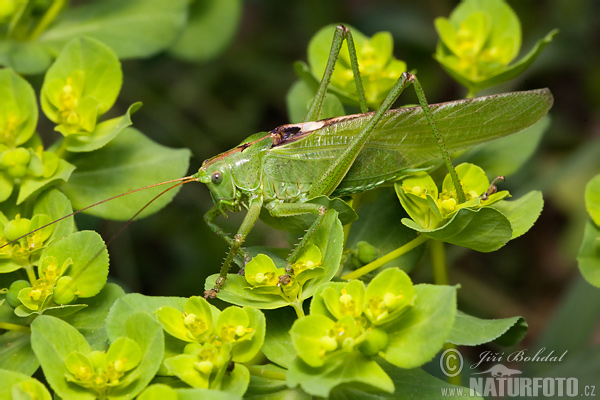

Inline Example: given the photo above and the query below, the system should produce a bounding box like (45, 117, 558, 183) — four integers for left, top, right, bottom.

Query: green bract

(0, 69, 37, 147)
(0, 369, 52, 400)
(287, 268, 457, 397)
(434, 0, 557, 95)
(307, 24, 407, 108)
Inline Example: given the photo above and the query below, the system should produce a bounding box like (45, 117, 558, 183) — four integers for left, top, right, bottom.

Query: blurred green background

(69, 0, 599, 355)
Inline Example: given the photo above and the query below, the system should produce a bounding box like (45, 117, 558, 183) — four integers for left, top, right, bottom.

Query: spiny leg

(266, 201, 328, 283)
(404, 73, 466, 202)
(304, 25, 368, 122)
(204, 198, 262, 299)
(203, 205, 250, 263)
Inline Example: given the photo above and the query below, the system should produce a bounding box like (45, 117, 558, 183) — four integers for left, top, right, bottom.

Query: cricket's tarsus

(482, 176, 506, 200)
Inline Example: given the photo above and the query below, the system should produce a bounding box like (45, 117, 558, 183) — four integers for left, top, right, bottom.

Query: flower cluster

(65, 337, 142, 394)
(155, 296, 264, 389)
(291, 268, 415, 367)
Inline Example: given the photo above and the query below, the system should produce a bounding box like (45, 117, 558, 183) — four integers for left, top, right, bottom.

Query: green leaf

(402, 207, 512, 252)
(0, 69, 38, 147)
(577, 221, 600, 288)
(0, 40, 53, 74)
(459, 116, 550, 177)
(300, 209, 344, 299)
(140, 385, 242, 400)
(137, 384, 178, 400)
(448, 311, 527, 346)
(61, 127, 191, 220)
(287, 352, 394, 398)
(40, 304, 88, 317)
(169, 0, 242, 62)
(286, 79, 345, 124)
(261, 307, 298, 369)
(63, 102, 142, 152)
(39, 231, 108, 298)
(176, 388, 242, 400)
(32, 189, 75, 245)
(30, 315, 95, 399)
(491, 191, 544, 239)
(220, 363, 250, 397)
(330, 363, 482, 400)
(0, 369, 52, 400)
(205, 274, 288, 308)
(585, 174, 600, 226)
(245, 364, 299, 399)
(382, 284, 456, 369)
(61, 283, 125, 350)
(39, 0, 188, 60)
(17, 158, 75, 205)
(41, 37, 122, 126)
(0, 331, 38, 375)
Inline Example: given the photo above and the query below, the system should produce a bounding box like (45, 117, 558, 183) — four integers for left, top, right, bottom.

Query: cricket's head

(195, 157, 236, 203)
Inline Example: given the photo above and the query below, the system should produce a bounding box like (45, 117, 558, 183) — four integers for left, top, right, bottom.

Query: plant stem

(248, 365, 287, 381)
(28, 0, 65, 40)
(0, 322, 30, 333)
(430, 239, 449, 285)
(430, 241, 461, 385)
(342, 234, 428, 280)
(443, 343, 463, 386)
(290, 300, 305, 318)
(24, 264, 37, 286)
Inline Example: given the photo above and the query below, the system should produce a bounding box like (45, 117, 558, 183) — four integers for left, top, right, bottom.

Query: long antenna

(104, 177, 195, 248)
(66, 176, 198, 285)
(1, 175, 197, 250)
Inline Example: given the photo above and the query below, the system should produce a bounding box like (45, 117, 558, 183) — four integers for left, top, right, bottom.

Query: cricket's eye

(211, 171, 223, 184)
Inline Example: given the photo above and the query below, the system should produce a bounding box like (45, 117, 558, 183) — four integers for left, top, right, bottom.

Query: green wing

(263, 89, 553, 195)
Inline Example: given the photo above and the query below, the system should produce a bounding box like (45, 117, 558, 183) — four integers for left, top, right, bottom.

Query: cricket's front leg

(203, 204, 251, 266)
(204, 197, 263, 299)
(266, 201, 328, 284)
